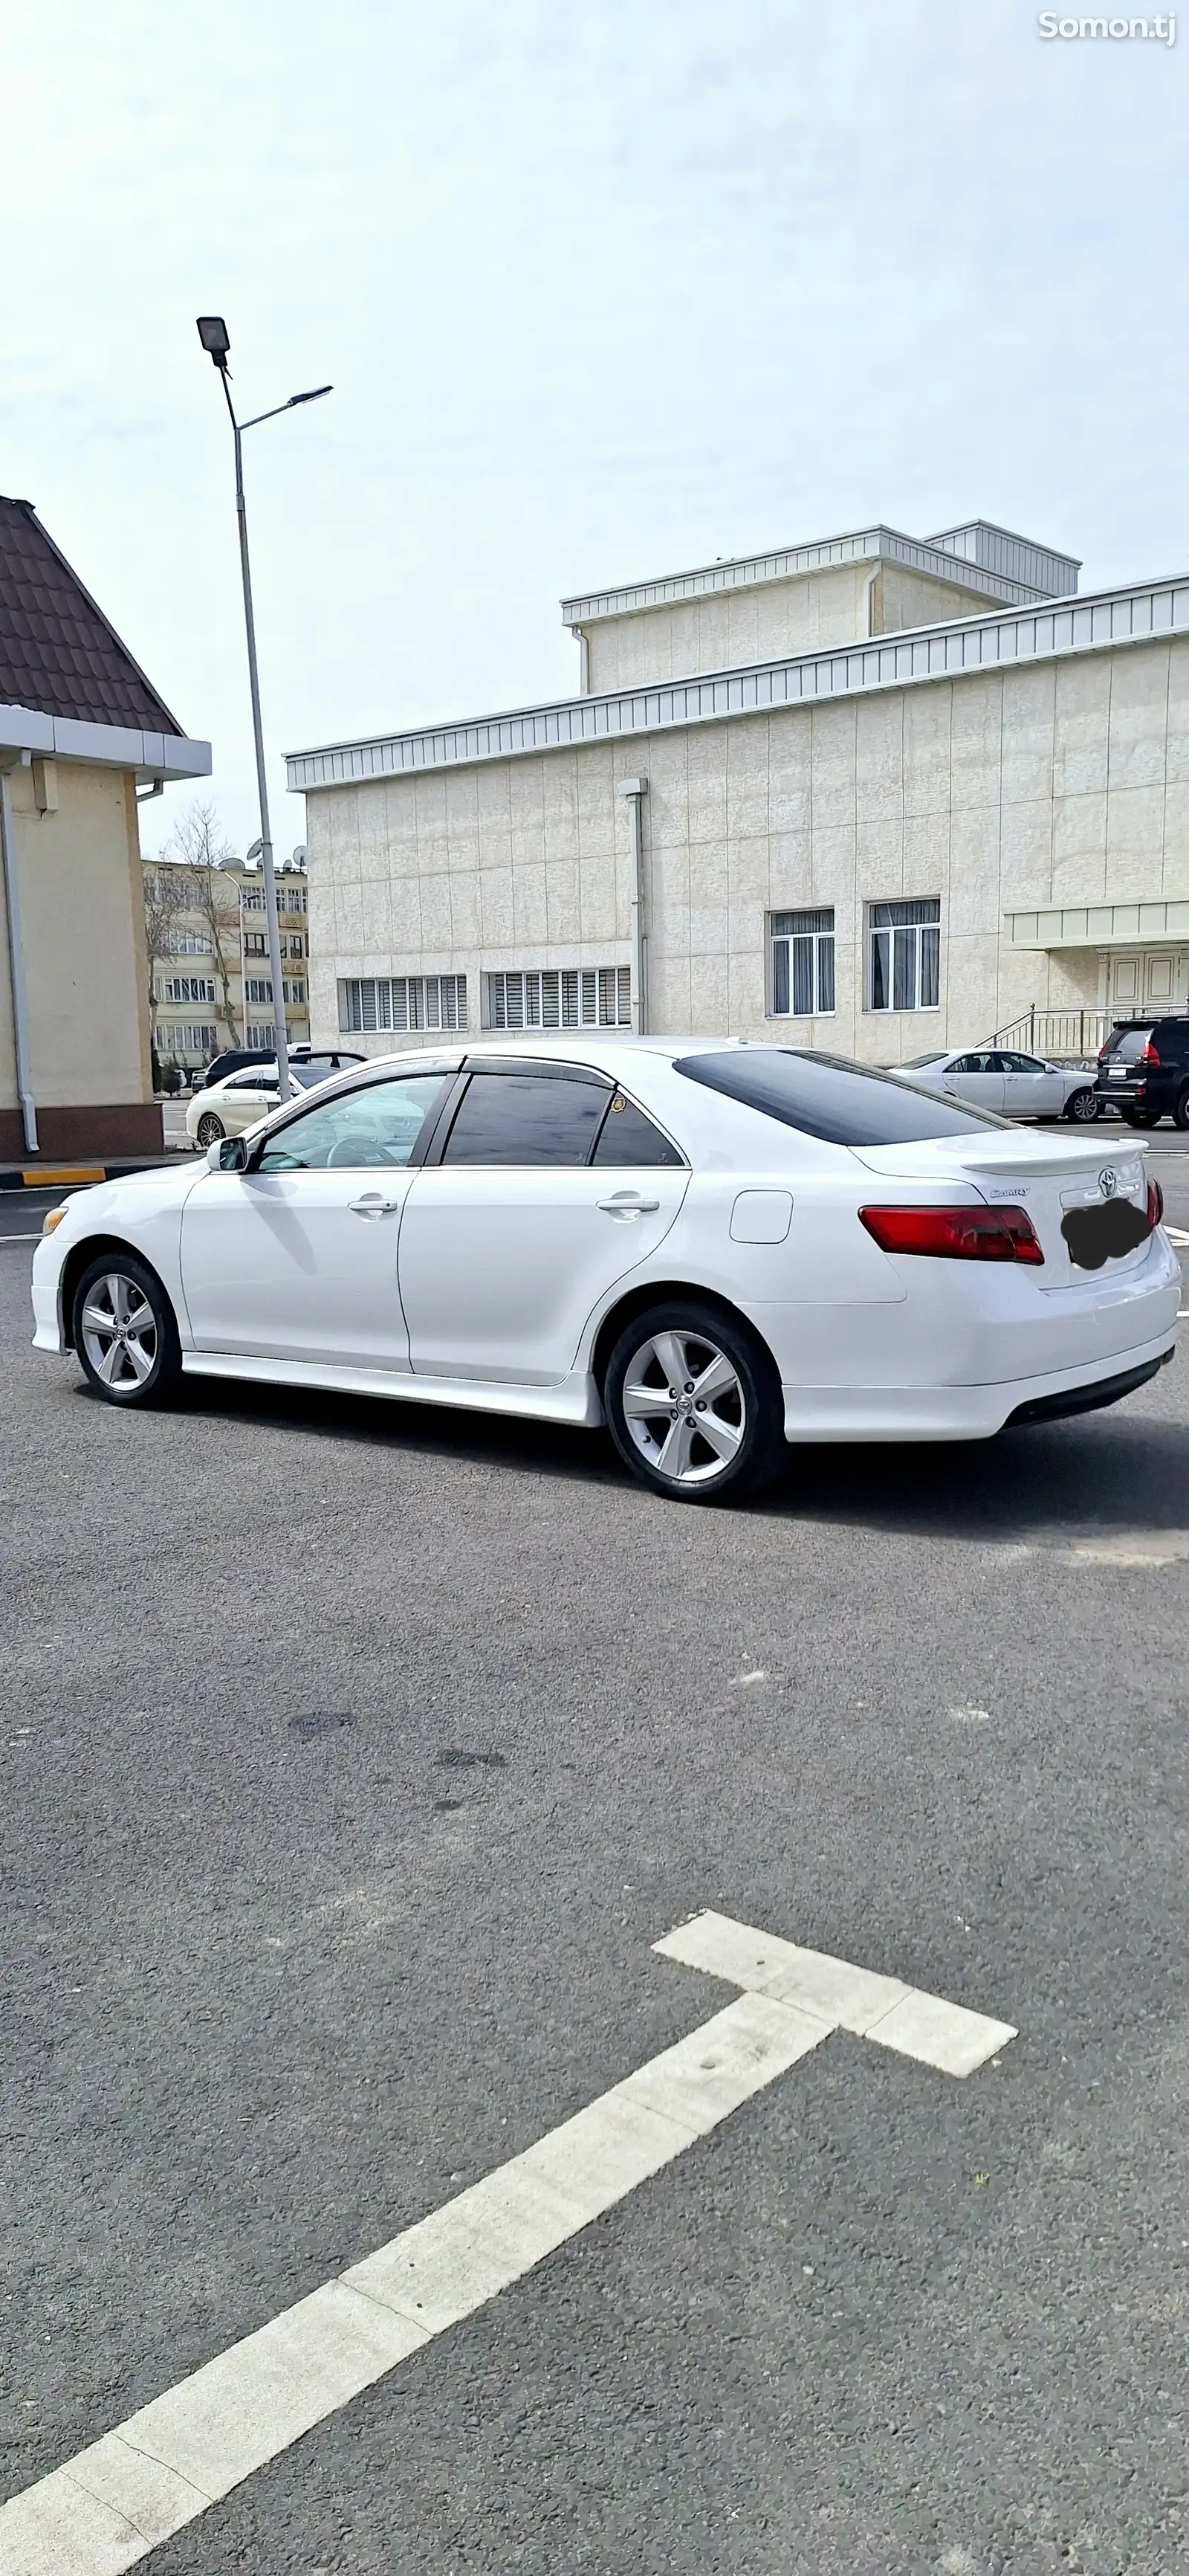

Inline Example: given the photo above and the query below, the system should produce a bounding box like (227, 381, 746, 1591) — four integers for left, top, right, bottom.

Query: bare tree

(155, 801, 244, 1046)
(142, 862, 187, 1063)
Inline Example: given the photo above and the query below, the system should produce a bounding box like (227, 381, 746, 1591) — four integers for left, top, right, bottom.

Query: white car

(894, 1047, 1099, 1123)
(184, 1060, 337, 1147)
(33, 1039, 1178, 1504)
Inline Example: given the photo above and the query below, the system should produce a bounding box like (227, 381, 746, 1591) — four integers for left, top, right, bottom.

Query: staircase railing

(988, 1007, 1111, 1062)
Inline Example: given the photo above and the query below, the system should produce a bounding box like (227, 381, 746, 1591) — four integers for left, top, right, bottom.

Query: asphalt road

(1, 1146, 1188, 2576)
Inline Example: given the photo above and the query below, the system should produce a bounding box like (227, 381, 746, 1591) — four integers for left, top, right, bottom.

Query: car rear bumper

(779, 1329, 1177, 1442)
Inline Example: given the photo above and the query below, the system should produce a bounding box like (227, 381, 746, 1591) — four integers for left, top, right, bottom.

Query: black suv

(1095, 1016, 1189, 1129)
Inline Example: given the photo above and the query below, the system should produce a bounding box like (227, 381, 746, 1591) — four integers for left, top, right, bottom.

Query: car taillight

(859, 1204, 1045, 1265)
(1142, 1041, 1161, 1065)
(1147, 1178, 1164, 1227)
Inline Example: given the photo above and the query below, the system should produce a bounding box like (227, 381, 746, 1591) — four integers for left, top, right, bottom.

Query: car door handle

(349, 1192, 400, 1218)
(597, 1192, 661, 1219)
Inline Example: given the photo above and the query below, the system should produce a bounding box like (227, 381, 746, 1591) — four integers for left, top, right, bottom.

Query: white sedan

(184, 1062, 337, 1147)
(893, 1047, 1100, 1123)
(33, 1039, 1179, 1504)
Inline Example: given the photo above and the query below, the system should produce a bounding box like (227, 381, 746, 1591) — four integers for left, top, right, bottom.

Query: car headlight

(41, 1206, 68, 1236)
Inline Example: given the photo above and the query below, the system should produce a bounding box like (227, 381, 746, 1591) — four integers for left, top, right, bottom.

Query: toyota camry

(31, 1039, 1179, 1503)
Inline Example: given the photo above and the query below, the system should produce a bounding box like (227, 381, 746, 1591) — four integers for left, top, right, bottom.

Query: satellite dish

(292, 845, 308, 867)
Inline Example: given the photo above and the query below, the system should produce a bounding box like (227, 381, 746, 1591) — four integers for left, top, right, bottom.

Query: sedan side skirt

(180, 1349, 605, 1427)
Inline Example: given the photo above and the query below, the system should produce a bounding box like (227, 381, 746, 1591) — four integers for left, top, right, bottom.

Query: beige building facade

(0, 497, 210, 1162)
(285, 519, 1189, 1069)
(144, 858, 311, 1077)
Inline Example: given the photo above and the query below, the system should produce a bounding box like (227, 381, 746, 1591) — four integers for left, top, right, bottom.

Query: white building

(286, 517, 1189, 1066)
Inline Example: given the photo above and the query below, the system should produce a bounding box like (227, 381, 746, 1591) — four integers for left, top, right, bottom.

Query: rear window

(673, 1048, 1011, 1146)
(1103, 1027, 1153, 1063)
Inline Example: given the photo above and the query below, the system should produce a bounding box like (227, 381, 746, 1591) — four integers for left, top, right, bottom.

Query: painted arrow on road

(0, 1917, 1016, 2575)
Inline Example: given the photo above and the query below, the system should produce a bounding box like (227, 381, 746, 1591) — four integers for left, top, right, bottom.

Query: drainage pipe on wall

(0, 759, 37, 1155)
(618, 776, 649, 1035)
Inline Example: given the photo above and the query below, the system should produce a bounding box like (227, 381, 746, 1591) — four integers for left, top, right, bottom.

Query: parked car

(33, 1039, 1178, 1505)
(185, 1056, 360, 1146)
(197, 1045, 364, 1091)
(1093, 1016, 1189, 1129)
(892, 1048, 1099, 1123)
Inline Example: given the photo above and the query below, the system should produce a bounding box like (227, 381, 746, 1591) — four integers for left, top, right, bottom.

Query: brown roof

(0, 495, 183, 735)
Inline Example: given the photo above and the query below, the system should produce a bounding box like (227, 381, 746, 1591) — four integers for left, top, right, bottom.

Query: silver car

(893, 1047, 1099, 1123)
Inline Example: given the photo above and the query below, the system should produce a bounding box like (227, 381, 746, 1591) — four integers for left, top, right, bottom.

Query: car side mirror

(210, 1136, 248, 1172)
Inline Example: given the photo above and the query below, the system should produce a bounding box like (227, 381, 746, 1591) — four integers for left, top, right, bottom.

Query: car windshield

(674, 1047, 1011, 1145)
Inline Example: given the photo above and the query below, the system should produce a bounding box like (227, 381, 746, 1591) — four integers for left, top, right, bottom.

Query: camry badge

(1098, 1168, 1118, 1198)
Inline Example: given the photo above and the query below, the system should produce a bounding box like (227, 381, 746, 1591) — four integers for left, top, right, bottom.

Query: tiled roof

(0, 496, 182, 734)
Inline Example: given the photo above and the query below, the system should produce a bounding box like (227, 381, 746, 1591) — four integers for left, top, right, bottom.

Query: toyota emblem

(1098, 1167, 1118, 1198)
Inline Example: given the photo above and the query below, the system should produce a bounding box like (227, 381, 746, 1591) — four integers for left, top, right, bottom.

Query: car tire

(195, 1111, 226, 1146)
(1063, 1087, 1098, 1123)
(1121, 1108, 1162, 1128)
(1173, 1086, 1189, 1133)
(72, 1253, 182, 1408)
(603, 1300, 785, 1505)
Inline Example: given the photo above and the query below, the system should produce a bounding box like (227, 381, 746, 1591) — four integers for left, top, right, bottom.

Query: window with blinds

(769, 910, 835, 1018)
(339, 974, 467, 1033)
(485, 966, 631, 1030)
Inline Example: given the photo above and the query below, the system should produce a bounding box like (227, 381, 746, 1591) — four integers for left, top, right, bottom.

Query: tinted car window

(591, 1093, 685, 1166)
(950, 1053, 992, 1074)
(1103, 1027, 1153, 1062)
(257, 1074, 449, 1169)
(675, 1048, 1009, 1145)
(442, 1071, 609, 1165)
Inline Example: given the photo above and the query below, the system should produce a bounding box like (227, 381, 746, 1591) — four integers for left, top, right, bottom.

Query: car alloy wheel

(1065, 1087, 1098, 1123)
(195, 1111, 226, 1146)
(79, 1271, 158, 1390)
(1174, 1085, 1189, 1133)
(73, 1255, 181, 1407)
(621, 1326, 747, 1486)
(604, 1300, 785, 1503)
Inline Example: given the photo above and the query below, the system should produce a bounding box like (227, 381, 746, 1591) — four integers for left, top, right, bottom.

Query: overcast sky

(7, 1, 1186, 860)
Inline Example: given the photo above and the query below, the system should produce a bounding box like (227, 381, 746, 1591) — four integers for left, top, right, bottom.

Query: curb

(0, 1155, 192, 1192)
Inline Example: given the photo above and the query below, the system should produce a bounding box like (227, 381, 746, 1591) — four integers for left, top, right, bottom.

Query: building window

(173, 932, 215, 957)
(339, 974, 468, 1034)
(486, 966, 631, 1030)
(244, 931, 268, 957)
(769, 910, 835, 1018)
(246, 977, 274, 1004)
(283, 979, 307, 1005)
(247, 1022, 278, 1050)
(869, 900, 941, 1012)
(161, 975, 216, 1004)
(241, 886, 266, 912)
(157, 1022, 218, 1056)
(281, 884, 308, 913)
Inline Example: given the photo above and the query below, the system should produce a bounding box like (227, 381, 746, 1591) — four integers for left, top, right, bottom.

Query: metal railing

(988, 1007, 1111, 1062)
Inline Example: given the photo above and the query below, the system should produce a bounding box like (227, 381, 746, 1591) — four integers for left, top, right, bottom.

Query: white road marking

(1060, 1529, 1189, 1567)
(947, 1704, 992, 1724)
(1164, 1225, 1189, 1245)
(0, 1233, 39, 1244)
(654, 1913, 1017, 2077)
(0, 1925, 1015, 2575)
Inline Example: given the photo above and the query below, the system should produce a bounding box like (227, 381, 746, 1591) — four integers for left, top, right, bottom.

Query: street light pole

(196, 318, 331, 1100)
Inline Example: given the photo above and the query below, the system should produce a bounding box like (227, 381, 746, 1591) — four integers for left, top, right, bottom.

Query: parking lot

(1, 1144, 1188, 2575)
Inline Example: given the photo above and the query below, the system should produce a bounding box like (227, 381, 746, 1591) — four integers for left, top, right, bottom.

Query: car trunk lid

(847, 1131, 1151, 1287)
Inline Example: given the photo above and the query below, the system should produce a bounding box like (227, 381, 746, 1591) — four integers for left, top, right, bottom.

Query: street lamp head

(286, 385, 333, 408)
(196, 315, 231, 369)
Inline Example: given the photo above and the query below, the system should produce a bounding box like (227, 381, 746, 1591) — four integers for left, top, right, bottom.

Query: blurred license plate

(1107, 1066, 1127, 1079)
(1061, 1196, 1151, 1268)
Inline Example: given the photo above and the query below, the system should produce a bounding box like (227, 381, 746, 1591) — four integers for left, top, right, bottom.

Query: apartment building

(285, 517, 1189, 1068)
(144, 857, 311, 1076)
